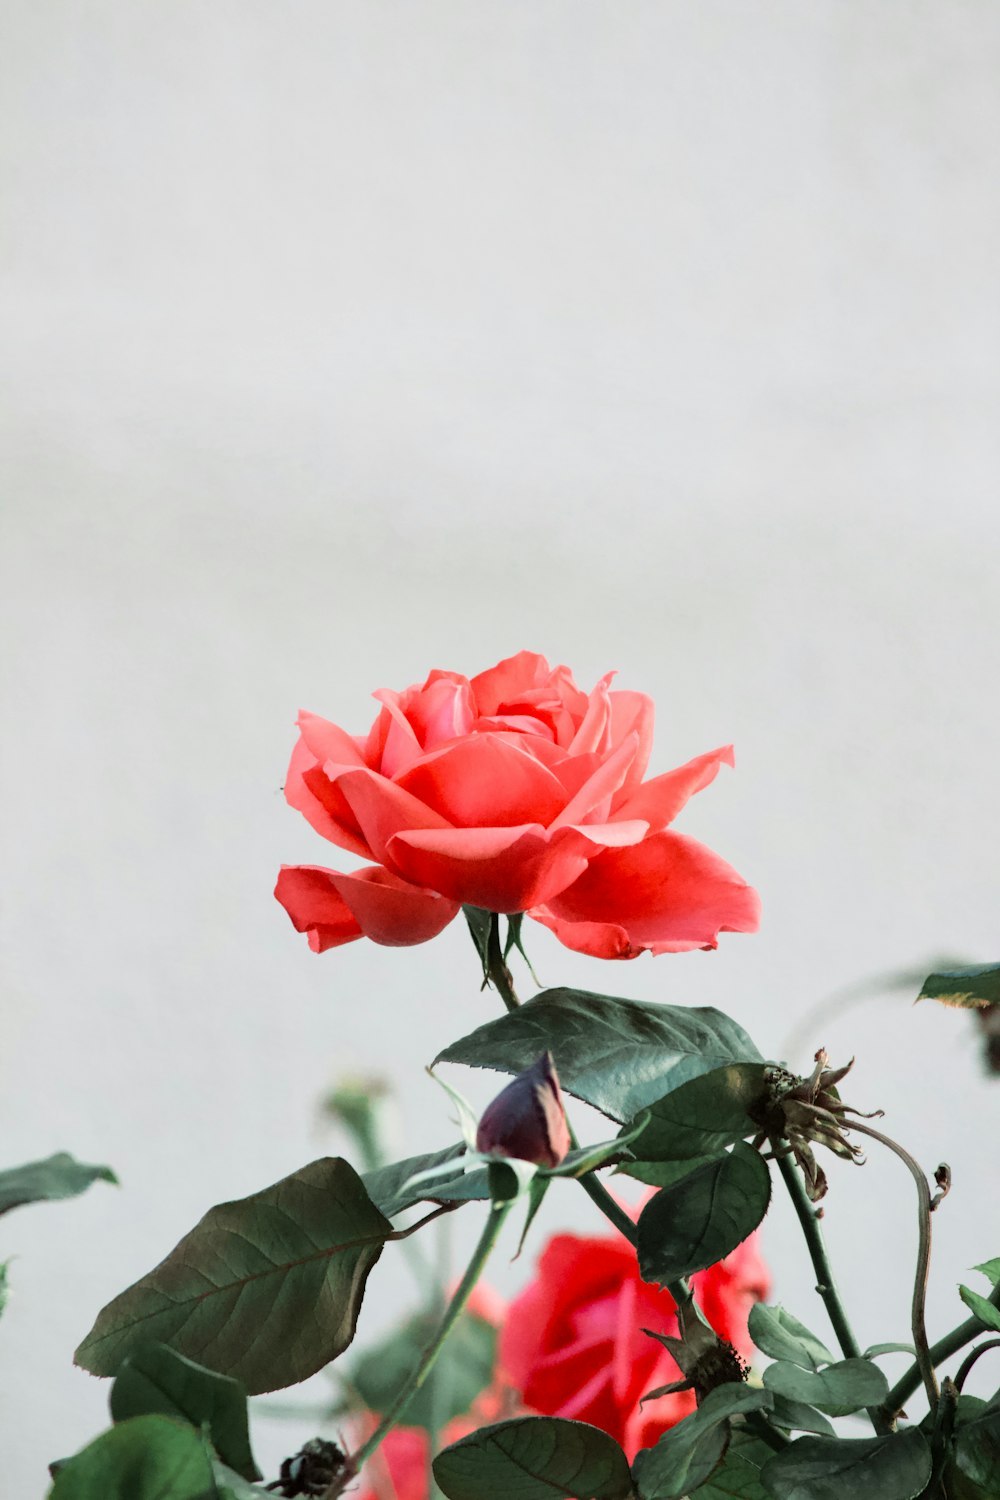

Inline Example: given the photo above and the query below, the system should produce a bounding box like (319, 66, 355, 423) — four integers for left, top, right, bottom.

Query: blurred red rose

(276, 651, 759, 959)
(353, 1387, 506, 1500)
(499, 1223, 770, 1460)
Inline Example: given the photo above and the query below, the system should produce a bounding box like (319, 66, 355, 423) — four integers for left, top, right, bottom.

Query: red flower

(499, 1224, 770, 1461)
(353, 1389, 505, 1500)
(276, 652, 759, 960)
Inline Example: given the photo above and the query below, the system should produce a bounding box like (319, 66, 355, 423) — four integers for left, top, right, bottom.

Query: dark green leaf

(766, 1393, 835, 1436)
(619, 1155, 723, 1189)
(748, 1305, 834, 1371)
(632, 1383, 771, 1499)
(0, 1152, 117, 1217)
(687, 1431, 773, 1499)
(959, 1286, 1000, 1334)
(433, 1416, 632, 1499)
(362, 1146, 488, 1218)
(638, 1143, 771, 1285)
(762, 1359, 889, 1418)
(48, 1414, 216, 1500)
(953, 1402, 1000, 1490)
(760, 1428, 932, 1500)
(435, 989, 762, 1125)
(623, 1064, 769, 1162)
(110, 1343, 259, 1480)
(75, 1157, 391, 1393)
(349, 1307, 497, 1431)
(917, 963, 1000, 1010)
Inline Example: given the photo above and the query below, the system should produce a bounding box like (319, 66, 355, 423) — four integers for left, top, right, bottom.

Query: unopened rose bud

(475, 1051, 571, 1168)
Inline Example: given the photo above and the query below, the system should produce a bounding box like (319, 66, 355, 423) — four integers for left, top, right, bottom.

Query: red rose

(276, 651, 759, 959)
(499, 1224, 770, 1461)
(354, 1387, 506, 1500)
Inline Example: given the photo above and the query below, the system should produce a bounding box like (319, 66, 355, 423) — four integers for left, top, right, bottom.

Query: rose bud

(475, 1051, 571, 1168)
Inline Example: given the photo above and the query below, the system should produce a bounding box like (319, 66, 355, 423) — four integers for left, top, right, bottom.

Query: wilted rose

(276, 652, 759, 960)
(475, 1052, 571, 1168)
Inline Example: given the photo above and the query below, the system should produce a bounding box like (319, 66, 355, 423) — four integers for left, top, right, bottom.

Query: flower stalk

(328, 1200, 513, 1499)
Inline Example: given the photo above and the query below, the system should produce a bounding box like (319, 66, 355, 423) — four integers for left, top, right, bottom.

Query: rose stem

(845, 1119, 939, 1416)
(884, 1280, 1000, 1420)
(327, 1200, 513, 1499)
(482, 914, 697, 1311)
(772, 1144, 890, 1436)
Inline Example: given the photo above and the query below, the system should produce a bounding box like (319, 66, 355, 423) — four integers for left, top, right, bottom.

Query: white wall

(2, 3, 999, 1493)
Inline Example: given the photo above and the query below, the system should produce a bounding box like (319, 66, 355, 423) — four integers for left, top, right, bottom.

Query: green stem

(485, 914, 519, 1014)
(884, 1280, 1000, 1418)
(773, 1145, 891, 1436)
(847, 1119, 939, 1414)
(483, 913, 695, 1310)
(329, 1202, 512, 1498)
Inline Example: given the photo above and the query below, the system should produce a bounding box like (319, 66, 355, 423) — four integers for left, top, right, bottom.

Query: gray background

(2, 2, 999, 1493)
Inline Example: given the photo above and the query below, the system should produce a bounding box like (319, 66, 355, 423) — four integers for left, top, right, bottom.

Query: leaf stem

(954, 1337, 1000, 1393)
(485, 914, 520, 1014)
(772, 1142, 893, 1437)
(847, 1120, 939, 1415)
(330, 1201, 513, 1498)
(883, 1280, 1000, 1417)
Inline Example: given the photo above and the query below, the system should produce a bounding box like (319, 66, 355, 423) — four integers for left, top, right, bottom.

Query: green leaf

(637, 1142, 771, 1285)
(623, 1064, 769, 1162)
(762, 1358, 889, 1417)
(362, 1146, 467, 1217)
(953, 1401, 1000, 1490)
(916, 963, 1000, 1009)
(433, 1416, 633, 1499)
(766, 1393, 835, 1436)
(349, 1307, 497, 1431)
(0, 1259, 10, 1320)
(760, 1428, 932, 1500)
(687, 1431, 773, 1499)
(748, 1305, 834, 1371)
(618, 1155, 724, 1189)
(974, 1258, 1000, 1288)
(110, 1343, 260, 1480)
(75, 1157, 391, 1393)
(863, 1344, 917, 1359)
(959, 1285, 1000, 1334)
(0, 1152, 117, 1217)
(632, 1383, 771, 1499)
(435, 989, 762, 1125)
(48, 1414, 216, 1499)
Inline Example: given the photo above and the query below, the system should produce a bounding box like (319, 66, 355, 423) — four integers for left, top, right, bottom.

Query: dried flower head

(752, 1049, 883, 1201)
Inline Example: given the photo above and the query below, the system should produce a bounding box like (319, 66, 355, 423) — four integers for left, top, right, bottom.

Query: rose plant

(35, 654, 1000, 1500)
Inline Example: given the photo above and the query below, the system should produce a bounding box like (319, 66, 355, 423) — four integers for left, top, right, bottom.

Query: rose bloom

(499, 1224, 770, 1461)
(353, 1388, 507, 1500)
(276, 651, 759, 959)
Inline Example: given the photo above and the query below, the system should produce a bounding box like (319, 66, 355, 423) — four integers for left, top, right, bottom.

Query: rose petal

(297, 710, 369, 770)
(614, 745, 736, 829)
(568, 672, 616, 756)
(470, 651, 553, 715)
(284, 736, 373, 858)
(549, 734, 640, 829)
(274, 864, 363, 951)
(275, 863, 458, 949)
(395, 734, 569, 829)
(334, 768, 454, 868)
(608, 690, 655, 795)
(530, 830, 761, 957)
(386, 824, 599, 913)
